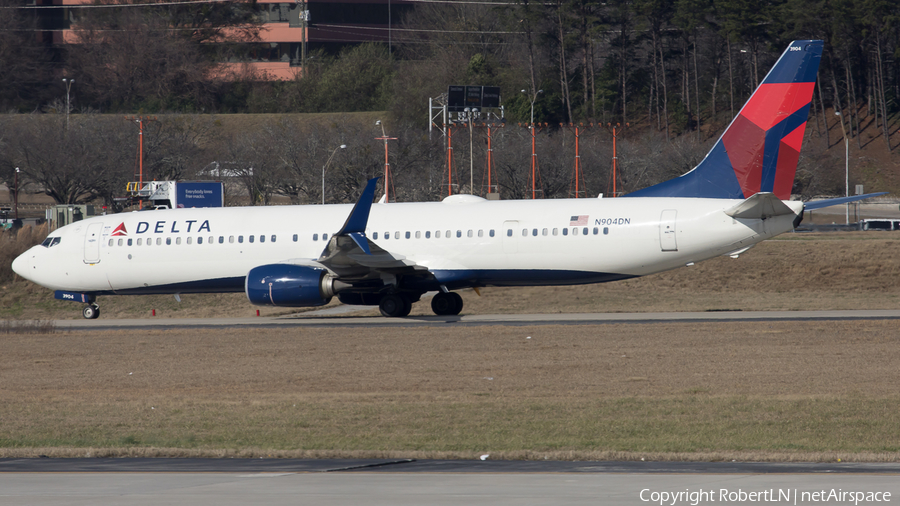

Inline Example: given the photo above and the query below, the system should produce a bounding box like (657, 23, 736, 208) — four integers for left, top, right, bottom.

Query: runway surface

(52, 309, 900, 330)
(2, 459, 899, 506)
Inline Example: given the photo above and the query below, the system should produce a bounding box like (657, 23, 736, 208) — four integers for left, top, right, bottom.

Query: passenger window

(293, 234, 298, 242)
(166, 237, 172, 245)
(260, 235, 265, 243)
(415, 231, 421, 239)
(373, 232, 379, 240)
(435, 230, 441, 238)
(228, 236, 234, 244)
(553, 228, 558, 236)
(176, 237, 182, 245)
(313, 234, 318, 241)
(384, 232, 389, 240)
(137, 238, 142, 246)
(117, 238, 123, 246)
(197, 237, 203, 244)
(542, 228, 548, 236)
(108, 239, 114, 247)
(573, 228, 579, 236)
(249, 235, 255, 243)
(238, 236, 243, 243)
(323, 234, 328, 241)
(532, 229, 538, 236)
(127, 239, 133, 246)
(467, 230, 473, 238)
(271, 235, 276, 243)
(457, 230, 462, 238)
(521, 229, 527, 237)
(395, 231, 400, 239)
(218, 236, 224, 244)
(506, 229, 513, 237)
(489, 230, 495, 237)
(603, 227, 609, 235)
(208, 236, 213, 244)
(187, 237, 192, 245)
(583, 227, 589, 236)
(446, 230, 451, 238)
(157, 238, 163, 245)
(477, 230, 483, 237)
(593, 227, 599, 235)
(562, 228, 568, 236)
(405, 231, 410, 239)
(425, 231, 431, 239)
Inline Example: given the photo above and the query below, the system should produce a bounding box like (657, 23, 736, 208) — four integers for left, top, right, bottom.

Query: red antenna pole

(485, 124, 494, 195)
(605, 122, 628, 197)
(126, 115, 156, 209)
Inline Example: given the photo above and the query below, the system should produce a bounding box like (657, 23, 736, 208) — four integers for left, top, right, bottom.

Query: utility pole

(375, 120, 397, 202)
(125, 116, 157, 209)
(604, 123, 628, 197)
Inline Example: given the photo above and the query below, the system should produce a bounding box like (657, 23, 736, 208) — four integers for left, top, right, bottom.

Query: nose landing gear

(82, 304, 100, 319)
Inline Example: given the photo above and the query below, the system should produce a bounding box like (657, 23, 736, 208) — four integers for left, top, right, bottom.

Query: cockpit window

(41, 237, 61, 248)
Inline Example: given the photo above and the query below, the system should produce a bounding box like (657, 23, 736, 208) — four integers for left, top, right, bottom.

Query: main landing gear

(82, 303, 100, 319)
(377, 291, 464, 317)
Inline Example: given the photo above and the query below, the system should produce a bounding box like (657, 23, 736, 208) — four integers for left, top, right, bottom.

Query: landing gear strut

(431, 291, 463, 316)
(379, 294, 412, 317)
(82, 304, 100, 319)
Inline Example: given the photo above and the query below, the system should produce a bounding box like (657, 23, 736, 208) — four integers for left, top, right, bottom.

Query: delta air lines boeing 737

(12, 40, 884, 318)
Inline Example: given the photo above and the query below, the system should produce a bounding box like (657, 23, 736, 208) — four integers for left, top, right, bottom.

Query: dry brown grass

(2, 321, 899, 460)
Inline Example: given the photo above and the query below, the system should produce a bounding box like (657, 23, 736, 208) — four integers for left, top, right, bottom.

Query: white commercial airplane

(12, 40, 884, 319)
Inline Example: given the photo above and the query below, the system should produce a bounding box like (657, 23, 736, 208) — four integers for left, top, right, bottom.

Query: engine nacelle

(245, 264, 338, 307)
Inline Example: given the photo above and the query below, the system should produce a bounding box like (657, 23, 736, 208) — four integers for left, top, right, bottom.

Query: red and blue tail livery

(627, 40, 823, 200)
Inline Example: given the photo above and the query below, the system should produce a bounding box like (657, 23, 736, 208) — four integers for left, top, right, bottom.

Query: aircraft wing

(315, 178, 431, 282)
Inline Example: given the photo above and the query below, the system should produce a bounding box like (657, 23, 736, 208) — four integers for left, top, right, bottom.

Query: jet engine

(245, 264, 342, 307)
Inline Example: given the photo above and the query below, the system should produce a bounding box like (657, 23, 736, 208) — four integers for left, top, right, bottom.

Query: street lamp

(322, 144, 346, 205)
(62, 78, 74, 131)
(835, 111, 849, 225)
(375, 120, 397, 202)
(14, 167, 20, 221)
(521, 88, 543, 125)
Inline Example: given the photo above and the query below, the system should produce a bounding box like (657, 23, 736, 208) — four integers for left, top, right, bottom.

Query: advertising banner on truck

(175, 182, 224, 208)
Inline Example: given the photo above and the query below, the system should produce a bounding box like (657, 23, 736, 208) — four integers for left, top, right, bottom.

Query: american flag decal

(569, 215, 588, 226)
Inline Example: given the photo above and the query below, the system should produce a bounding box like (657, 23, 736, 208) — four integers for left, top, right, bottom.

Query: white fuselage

(13, 195, 803, 296)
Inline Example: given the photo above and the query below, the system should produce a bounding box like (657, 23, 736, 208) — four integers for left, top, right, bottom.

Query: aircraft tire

(431, 292, 456, 315)
(379, 294, 408, 318)
(449, 292, 463, 315)
(82, 304, 100, 319)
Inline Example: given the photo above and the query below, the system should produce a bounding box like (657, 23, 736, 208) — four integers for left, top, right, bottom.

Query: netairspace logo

(639, 488, 892, 506)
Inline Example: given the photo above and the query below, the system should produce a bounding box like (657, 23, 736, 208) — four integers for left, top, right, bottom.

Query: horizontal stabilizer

(725, 192, 796, 220)
(804, 192, 887, 211)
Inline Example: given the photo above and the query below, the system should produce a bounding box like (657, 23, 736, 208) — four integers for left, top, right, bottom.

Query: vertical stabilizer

(626, 40, 823, 200)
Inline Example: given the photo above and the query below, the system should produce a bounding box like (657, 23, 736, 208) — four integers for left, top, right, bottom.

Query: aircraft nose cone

(11, 251, 32, 280)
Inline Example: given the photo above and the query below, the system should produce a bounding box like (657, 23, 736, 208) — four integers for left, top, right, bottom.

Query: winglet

(336, 177, 379, 236)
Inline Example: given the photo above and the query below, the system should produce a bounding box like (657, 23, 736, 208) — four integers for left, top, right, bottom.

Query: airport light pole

(322, 144, 346, 205)
(14, 167, 19, 220)
(522, 88, 543, 125)
(62, 78, 74, 131)
(375, 120, 397, 202)
(835, 111, 849, 225)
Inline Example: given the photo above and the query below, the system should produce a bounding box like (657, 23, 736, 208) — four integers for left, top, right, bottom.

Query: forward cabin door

(659, 210, 678, 252)
(83, 222, 103, 264)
